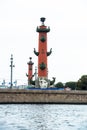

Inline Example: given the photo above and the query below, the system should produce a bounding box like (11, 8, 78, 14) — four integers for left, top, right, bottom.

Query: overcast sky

(0, 0, 87, 85)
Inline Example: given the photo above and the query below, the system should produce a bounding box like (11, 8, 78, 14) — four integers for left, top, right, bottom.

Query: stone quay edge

(0, 89, 87, 104)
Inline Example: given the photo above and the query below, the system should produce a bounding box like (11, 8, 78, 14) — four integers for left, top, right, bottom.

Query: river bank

(0, 89, 87, 104)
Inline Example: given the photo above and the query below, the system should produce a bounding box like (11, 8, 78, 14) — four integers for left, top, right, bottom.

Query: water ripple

(0, 104, 87, 130)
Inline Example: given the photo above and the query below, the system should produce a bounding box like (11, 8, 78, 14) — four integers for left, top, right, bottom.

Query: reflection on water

(0, 104, 87, 130)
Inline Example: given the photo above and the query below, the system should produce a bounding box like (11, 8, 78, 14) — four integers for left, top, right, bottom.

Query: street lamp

(10, 54, 15, 88)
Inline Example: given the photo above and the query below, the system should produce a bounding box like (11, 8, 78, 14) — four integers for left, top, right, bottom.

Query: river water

(0, 104, 87, 130)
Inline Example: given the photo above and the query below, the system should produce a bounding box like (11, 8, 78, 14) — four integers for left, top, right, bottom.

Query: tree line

(54, 75, 87, 90)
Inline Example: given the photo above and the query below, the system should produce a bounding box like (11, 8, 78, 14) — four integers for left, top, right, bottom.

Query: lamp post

(10, 54, 15, 88)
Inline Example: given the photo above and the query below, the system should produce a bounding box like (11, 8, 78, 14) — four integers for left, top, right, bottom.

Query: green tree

(55, 82, 64, 88)
(65, 81, 77, 90)
(77, 75, 87, 90)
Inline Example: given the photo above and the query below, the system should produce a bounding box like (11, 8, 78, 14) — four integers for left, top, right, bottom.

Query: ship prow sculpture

(27, 18, 55, 88)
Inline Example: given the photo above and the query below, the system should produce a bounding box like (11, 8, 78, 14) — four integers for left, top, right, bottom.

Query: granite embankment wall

(0, 89, 87, 104)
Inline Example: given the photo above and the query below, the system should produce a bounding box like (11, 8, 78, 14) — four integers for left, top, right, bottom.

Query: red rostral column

(34, 17, 52, 79)
(26, 57, 34, 85)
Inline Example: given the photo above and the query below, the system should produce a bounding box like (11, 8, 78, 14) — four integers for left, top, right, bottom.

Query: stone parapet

(0, 89, 87, 104)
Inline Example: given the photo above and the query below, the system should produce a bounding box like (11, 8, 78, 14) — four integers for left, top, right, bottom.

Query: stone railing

(0, 89, 87, 104)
